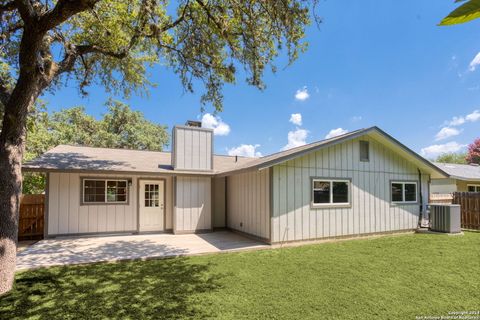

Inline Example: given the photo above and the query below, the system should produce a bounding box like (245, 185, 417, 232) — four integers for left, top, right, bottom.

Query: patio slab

(16, 231, 269, 271)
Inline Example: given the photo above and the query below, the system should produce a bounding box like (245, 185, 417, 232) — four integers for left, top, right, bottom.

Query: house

(23, 124, 448, 243)
(430, 162, 480, 194)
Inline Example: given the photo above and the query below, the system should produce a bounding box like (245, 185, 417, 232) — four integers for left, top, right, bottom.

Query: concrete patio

(16, 231, 269, 271)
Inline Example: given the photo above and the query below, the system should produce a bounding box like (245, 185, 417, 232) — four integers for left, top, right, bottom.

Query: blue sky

(42, 1, 480, 159)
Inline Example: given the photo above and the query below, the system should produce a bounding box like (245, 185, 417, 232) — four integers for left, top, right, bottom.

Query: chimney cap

(185, 120, 202, 128)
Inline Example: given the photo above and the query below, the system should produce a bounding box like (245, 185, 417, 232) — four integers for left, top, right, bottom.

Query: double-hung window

(83, 179, 128, 204)
(312, 179, 350, 207)
(391, 181, 417, 203)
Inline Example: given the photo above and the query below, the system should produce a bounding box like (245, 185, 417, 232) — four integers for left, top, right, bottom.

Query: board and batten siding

(226, 169, 270, 240)
(47, 172, 174, 236)
(172, 126, 213, 171)
(174, 176, 212, 232)
(212, 177, 226, 228)
(271, 136, 430, 243)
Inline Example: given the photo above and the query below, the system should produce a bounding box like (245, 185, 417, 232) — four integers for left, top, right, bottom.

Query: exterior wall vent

(428, 204, 461, 233)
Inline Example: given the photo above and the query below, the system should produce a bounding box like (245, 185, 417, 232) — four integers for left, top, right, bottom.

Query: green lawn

(1, 232, 479, 320)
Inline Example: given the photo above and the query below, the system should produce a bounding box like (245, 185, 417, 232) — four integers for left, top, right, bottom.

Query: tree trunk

(0, 25, 43, 296)
(0, 84, 39, 295)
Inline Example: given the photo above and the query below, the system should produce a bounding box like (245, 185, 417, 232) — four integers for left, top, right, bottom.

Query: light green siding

(226, 169, 270, 240)
(271, 136, 430, 243)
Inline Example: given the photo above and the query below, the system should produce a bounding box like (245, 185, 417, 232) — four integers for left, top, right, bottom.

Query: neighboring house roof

(433, 162, 480, 182)
(22, 145, 254, 176)
(23, 126, 448, 179)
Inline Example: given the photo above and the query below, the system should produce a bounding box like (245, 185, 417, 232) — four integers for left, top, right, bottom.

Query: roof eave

(22, 167, 217, 177)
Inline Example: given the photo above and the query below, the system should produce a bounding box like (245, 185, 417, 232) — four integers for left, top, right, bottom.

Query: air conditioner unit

(428, 204, 461, 233)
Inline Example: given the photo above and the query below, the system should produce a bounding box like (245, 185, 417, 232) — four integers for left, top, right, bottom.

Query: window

(312, 179, 350, 206)
(144, 184, 160, 207)
(467, 184, 480, 192)
(83, 179, 128, 204)
(360, 140, 369, 162)
(391, 181, 417, 203)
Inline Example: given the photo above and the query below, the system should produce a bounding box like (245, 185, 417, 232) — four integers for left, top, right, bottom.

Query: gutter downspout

(417, 169, 423, 228)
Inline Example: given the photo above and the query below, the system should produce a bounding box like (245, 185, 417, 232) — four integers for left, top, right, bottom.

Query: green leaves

(439, 0, 480, 26)
(23, 101, 169, 194)
(2, 1, 313, 112)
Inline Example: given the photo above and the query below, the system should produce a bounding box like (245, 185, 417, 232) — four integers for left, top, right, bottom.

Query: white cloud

(294, 87, 310, 101)
(469, 52, 480, 71)
(289, 113, 302, 126)
(446, 109, 480, 126)
(435, 127, 461, 141)
(282, 128, 308, 150)
(227, 144, 262, 157)
(201, 113, 230, 136)
(351, 116, 362, 122)
(466, 109, 480, 122)
(421, 142, 467, 158)
(325, 128, 349, 139)
(448, 116, 466, 126)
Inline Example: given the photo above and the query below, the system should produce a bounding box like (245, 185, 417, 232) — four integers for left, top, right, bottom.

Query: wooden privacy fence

(18, 194, 45, 240)
(453, 192, 480, 230)
(429, 193, 453, 204)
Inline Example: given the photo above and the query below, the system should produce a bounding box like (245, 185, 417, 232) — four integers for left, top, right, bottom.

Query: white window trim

(82, 178, 129, 204)
(467, 184, 480, 192)
(312, 178, 351, 207)
(391, 181, 418, 204)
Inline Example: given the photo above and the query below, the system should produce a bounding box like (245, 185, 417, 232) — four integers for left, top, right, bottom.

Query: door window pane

(144, 184, 160, 207)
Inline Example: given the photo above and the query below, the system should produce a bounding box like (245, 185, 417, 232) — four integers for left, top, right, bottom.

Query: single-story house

(430, 162, 480, 194)
(23, 124, 448, 243)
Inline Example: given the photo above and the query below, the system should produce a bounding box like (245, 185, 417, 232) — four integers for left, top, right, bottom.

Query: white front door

(139, 180, 165, 232)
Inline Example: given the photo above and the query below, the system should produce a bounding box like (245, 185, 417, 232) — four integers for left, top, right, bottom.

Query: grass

(1, 232, 479, 320)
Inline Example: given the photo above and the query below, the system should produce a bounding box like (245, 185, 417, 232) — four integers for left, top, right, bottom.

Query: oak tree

(22, 100, 169, 194)
(0, 0, 314, 294)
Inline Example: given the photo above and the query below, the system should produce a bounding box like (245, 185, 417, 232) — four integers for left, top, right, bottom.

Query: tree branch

(158, 1, 190, 33)
(76, 45, 128, 59)
(0, 81, 11, 106)
(39, 0, 100, 31)
(13, 0, 35, 22)
(0, 1, 15, 14)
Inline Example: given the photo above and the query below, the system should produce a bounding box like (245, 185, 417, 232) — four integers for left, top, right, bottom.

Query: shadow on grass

(1, 257, 222, 319)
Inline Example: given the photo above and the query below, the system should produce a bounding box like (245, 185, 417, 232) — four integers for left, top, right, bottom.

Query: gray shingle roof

(23, 145, 255, 175)
(216, 127, 448, 178)
(433, 162, 480, 181)
(23, 126, 448, 179)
